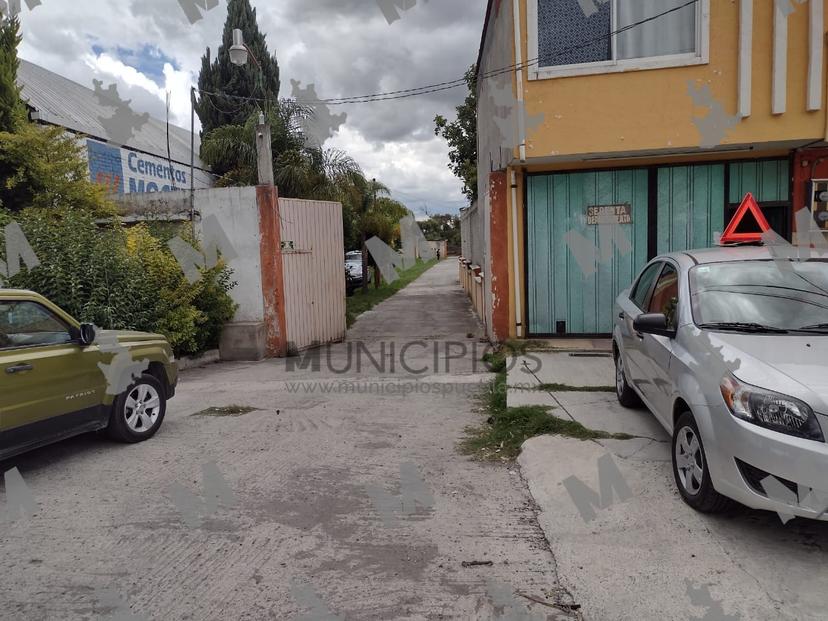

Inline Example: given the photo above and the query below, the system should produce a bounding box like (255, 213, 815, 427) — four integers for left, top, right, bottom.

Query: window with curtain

(538, 0, 698, 69)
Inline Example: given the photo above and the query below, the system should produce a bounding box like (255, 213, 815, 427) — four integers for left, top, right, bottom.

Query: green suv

(0, 290, 178, 460)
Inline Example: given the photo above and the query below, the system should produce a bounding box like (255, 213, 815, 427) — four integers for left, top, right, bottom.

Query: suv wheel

(672, 411, 732, 513)
(614, 348, 642, 407)
(107, 374, 166, 443)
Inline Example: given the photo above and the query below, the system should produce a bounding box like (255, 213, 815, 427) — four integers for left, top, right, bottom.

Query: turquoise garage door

(527, 169, 649, 335)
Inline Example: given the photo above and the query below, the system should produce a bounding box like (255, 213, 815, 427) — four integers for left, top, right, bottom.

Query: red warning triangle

(719, 192, 771, 244)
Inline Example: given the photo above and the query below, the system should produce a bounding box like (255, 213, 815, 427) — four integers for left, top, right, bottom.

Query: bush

(0, 207, 237, 356)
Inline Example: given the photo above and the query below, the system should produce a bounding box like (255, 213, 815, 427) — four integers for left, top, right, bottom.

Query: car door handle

(618, 312, 625, 319)
(5, 363, 33, 374)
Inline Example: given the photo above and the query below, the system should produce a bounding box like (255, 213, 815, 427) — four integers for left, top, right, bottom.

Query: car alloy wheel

(614, 349, 642, 408)
(616, 356, 626, 395)
(674, 425, 704, 496)
(124, 383, 161, 433)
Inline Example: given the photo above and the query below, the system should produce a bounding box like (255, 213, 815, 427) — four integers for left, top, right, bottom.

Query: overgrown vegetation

(346, 259, 437, 327)
(463, 347, 632, 460)
(536, 383, 617, 393)
(192, 405, 259, 417)
(0, 17, 236, 356)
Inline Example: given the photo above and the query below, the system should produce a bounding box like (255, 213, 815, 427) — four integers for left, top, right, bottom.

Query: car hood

(702, 330, 828, 411)
(99, 329, 168, 347)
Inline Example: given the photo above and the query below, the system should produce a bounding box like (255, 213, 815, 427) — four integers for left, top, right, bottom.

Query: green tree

(434, 65, 478, 203)
(195, 0, 281, 135)
(0, 16, 108, 212)
(0, 16, 25, 133)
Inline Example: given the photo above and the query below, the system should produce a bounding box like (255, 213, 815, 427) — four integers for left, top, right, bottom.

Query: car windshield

(689, 260, 828, 332)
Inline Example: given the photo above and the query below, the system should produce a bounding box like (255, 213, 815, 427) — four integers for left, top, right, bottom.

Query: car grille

(735, 458, 799, 497)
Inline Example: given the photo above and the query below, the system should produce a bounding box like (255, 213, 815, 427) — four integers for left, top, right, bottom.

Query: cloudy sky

(16, 0, 487, 215)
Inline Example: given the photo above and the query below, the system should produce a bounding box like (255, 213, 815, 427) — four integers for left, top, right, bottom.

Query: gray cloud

(17, 0, 484, 213)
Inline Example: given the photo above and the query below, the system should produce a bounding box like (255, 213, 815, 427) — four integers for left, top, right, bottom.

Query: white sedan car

(613, 246, 828, 519)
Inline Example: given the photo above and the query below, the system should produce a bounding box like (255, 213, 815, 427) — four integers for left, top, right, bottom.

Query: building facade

(17, 60, 213, 196)
(471, 0, 828, 341)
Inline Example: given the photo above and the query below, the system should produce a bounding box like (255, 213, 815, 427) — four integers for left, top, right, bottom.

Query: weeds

(192, 405, 259, 417)
(462, 366, 631, 461)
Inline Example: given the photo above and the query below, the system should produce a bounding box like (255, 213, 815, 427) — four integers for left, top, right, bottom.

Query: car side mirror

(78, 323, 96, 346)
(633, 313, 676, 338)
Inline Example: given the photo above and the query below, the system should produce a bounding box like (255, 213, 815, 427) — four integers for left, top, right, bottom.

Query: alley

(0, 261, 576, 620)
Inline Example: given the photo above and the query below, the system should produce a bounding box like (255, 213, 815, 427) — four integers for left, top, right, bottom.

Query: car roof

(0, 288, 37, 296)
(657, 245, 828, 266)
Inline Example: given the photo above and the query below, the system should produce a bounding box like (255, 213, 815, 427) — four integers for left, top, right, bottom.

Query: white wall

(196, 187, 264, 324)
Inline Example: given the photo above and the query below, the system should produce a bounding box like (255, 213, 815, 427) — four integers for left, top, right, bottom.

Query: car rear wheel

(107, 374, 166, 443)
(672, 411, 732, 513)
(614, 349, 642, 408)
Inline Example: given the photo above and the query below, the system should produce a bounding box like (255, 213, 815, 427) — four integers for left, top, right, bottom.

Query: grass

(535, 383, 617, 393)
(191, 405, 259, 417)
(462, 348, 632, 461)
(346, 259, 438, 327)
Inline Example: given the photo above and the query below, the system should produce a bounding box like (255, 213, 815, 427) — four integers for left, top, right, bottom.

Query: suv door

(618, 261, 663, 393)
(0, 300, 105, 457)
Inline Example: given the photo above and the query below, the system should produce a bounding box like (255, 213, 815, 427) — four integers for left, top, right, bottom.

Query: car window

(0, 301, 72, 349)
(648, 264, 679, 328)
(690, 259, 828, 330)
(631, 262, 663, 310)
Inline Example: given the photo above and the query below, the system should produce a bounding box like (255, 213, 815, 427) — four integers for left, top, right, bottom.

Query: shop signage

(586, 204, 632, 225)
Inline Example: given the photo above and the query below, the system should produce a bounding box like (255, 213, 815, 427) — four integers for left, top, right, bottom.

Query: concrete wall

(197, 187, 266, 324)
(114, 187, 344, 360)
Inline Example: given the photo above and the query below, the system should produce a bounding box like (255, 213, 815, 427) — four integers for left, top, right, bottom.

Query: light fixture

(229, 29, 248, 66)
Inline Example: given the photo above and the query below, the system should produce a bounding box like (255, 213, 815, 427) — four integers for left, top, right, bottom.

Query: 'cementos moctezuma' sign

(86, 138, 211, 195)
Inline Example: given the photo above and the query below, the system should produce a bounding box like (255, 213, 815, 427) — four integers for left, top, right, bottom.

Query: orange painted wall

(489, 171, 510, 341)
(256, 185, 288, 357)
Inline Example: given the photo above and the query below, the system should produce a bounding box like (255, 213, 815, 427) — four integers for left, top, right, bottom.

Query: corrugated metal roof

(16, 60, 208, 170)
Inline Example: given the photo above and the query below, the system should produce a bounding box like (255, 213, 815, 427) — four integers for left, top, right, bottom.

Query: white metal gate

(279, 198, 346, 352)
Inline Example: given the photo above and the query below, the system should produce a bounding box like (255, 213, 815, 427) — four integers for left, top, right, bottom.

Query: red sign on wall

(719, 193, 771, 244)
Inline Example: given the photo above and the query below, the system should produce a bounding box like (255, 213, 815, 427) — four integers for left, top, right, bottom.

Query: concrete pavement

(0, 260, 578, 620)
(514, 352, 828, 621)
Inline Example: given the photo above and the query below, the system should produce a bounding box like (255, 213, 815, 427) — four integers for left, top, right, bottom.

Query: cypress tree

(195, 0, 280, 134)
(0, 16, 25, 133)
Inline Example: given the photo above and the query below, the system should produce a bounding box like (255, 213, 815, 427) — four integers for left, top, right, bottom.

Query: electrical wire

(197, 0, 698, 107)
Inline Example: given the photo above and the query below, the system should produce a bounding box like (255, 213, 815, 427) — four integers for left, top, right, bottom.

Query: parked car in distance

(345, 250, 364, 296)
(613, 246, 828, 520)
(0, 289, 177, 460)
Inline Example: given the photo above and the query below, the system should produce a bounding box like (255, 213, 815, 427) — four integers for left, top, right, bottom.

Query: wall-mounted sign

(586, 204, 632, 225)
(86, 138, 213, 195)
(281, 240, 296, 251)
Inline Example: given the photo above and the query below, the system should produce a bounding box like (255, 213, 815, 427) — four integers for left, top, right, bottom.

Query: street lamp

(227, 29, 272, 185)
(229, 29, 262, 71)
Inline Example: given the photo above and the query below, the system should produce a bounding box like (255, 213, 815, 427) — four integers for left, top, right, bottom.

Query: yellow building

(465, 0, 828, 341)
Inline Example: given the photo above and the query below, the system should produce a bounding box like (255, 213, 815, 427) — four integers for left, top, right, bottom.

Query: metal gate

(527, 169, 649, 335)
(279, 198, 346, 352)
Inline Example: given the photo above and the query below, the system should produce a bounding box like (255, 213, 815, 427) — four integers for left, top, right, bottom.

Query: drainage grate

(568, 352, 612, 358)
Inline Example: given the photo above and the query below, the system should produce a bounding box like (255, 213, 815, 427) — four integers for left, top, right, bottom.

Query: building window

(530, 0, 708, 79)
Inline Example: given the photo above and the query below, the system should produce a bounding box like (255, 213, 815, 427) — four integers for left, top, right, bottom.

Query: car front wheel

(672, 411, 732, 513)
(614, 348, 642, 408)
(107, 374, 167, 443)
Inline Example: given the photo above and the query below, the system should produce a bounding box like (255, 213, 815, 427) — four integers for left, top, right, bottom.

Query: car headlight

(720, 374, 824, 442)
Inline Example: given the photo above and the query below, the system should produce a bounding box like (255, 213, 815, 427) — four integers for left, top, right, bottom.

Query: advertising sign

(86, 139, 213, 195)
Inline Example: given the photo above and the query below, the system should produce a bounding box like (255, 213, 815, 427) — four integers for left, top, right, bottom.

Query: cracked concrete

(515, 349, 828, 620)
(0, 260, 577, 620)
